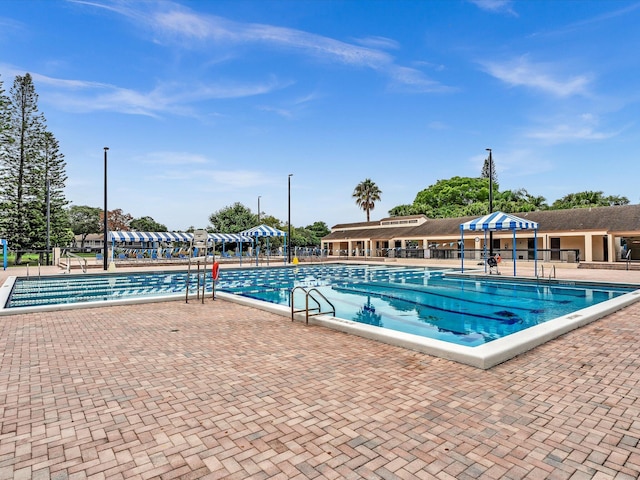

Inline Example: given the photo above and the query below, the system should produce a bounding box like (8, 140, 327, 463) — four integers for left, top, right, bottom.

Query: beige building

(321, 205, 640, 264)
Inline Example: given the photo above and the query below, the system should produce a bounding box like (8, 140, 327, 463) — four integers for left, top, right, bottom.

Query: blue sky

(2, 0, 639, 231)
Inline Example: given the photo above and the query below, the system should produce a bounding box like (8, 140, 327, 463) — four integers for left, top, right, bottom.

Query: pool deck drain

(1, 262, 640, 478)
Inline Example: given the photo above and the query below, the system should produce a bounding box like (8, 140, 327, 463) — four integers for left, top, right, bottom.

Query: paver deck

(1, 261, 639, 479)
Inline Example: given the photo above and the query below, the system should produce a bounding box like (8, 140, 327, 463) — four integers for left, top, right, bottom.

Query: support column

(607, 234, 615, 263)
(585, 235, 594, 263)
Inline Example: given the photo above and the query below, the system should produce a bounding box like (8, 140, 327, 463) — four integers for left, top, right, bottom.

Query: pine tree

(31, 132, 70, 260)
(0, 73, 67, 264)
(0, 76, 10, 239)
(481, 155, 497, 184)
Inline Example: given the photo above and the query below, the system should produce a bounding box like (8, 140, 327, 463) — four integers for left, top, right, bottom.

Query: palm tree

(352, 179, 382, 222)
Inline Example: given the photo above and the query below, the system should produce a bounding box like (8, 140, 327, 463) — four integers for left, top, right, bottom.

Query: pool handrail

(65, 252, 87, 273)
(290, 286, 336, 325)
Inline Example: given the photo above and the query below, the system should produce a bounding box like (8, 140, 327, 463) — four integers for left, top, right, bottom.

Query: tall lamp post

(103, 147, 109, 271)
(288, 174, 293, 263)
(45, 176, 50, 266)
(486, 148, 493, 257)
(257, 196, 261, 223)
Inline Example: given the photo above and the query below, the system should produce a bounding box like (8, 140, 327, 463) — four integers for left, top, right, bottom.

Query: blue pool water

(5, 264, 635, 347)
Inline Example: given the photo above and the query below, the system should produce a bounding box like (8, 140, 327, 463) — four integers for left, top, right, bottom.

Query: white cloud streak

(11, 0, 451, 117)
(468, 0, 518, 17)
(80, 0, 449, 93)
(482, 56, 591, 97)
(525, 114, 619, 144)
(0, 64, 284, 116)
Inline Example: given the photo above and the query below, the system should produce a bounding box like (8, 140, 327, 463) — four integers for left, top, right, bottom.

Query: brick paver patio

(1, 264, 640, 479)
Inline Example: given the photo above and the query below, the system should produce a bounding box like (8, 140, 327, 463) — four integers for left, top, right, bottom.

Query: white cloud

(482, 56, 591, 97)
(353, 36, 401, 51)
(468, 0, 518, 16)
(525, 113, 619, 144)
(526, 124, 616, 144)
(76, 0, 449, 93)
(0, 63, 285, 116)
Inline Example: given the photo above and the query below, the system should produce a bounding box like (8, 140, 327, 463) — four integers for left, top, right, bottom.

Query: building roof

(324, 205, 640, 241)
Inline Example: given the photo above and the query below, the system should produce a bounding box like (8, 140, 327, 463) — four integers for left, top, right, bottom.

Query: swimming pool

(3, 263, 639, 368)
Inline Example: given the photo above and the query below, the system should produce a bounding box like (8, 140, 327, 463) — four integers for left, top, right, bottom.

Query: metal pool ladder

(290, 286, 336, 325)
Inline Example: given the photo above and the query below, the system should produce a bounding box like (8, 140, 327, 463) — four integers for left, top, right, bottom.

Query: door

(550, 238, 560, 260)
(527, 238, 536, 260)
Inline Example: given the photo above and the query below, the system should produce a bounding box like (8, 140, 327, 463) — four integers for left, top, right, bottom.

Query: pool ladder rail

(290, 286, 336, 325)
(537, 264, 556, 281)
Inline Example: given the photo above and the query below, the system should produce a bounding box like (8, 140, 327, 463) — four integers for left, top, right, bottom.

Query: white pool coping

(216, 288, 640, 369)
(2, 273, 639, 369)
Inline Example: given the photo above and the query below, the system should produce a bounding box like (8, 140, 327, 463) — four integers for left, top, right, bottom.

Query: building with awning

(321, 204, 640, 265)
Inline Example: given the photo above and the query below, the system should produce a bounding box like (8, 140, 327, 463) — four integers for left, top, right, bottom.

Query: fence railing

(326, 248, 582, 263)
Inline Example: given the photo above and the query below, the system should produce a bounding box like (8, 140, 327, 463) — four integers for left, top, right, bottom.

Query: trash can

(567, 251, 576, 263)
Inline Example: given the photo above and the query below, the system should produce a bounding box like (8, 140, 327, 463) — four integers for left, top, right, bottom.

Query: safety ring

(212, 261, 220, 281)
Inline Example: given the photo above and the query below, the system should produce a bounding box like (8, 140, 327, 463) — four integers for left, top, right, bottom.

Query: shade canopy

(109, 231, 252, 243)
(459, 211, 539, 275)
(208, 233, 253, 243)
(240, 224, 287, 237)
(460, 211, 538, 232)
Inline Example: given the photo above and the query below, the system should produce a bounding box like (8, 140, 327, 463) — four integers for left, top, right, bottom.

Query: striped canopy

(109, 231, 252, 243)
(459, 211, 538, 232)
(109, 231, 192, 242)
(241, 224, 287, 237)
(208, 233, 253, 243)
(459, 211, 539, 275)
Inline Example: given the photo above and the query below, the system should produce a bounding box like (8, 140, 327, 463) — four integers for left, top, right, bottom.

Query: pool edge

(217, 289, 640, 369)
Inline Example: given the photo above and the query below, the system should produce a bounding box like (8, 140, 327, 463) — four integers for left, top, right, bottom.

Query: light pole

(486, 148, 493, 257)
(257, 196, 261, 223)
(103, 147, 109, 271)
(45, 176, 50, 266)
(288, 174, 293, 263)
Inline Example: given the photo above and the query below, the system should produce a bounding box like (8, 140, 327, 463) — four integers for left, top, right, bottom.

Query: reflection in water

(353, 295, 383, 327)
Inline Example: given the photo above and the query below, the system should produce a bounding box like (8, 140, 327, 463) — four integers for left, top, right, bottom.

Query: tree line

(70, 202, 331, 252)
(354, 155, 630, 221)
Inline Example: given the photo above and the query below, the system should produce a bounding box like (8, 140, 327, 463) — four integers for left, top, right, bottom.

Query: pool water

(6, 264, 635, 347)
(221, 265, 633, 346)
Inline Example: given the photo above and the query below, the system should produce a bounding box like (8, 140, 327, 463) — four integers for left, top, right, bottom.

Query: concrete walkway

(1, 261, 639, 479)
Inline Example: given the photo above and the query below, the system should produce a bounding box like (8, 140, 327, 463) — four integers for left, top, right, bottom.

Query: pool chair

(487, 256, 500, 275)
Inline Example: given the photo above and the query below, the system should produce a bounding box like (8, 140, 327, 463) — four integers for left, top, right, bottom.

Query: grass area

(0, 253, 44, 267)
(0, 252, 96, 267)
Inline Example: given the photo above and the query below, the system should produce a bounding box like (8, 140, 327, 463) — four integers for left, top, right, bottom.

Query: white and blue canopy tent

(1, 239, 7, 270)
(108, 231, 253, 262)
(240, 225, 287, 265)
(109, 231, 193, 243)
(459, 211, 539, 276)
(207, 233, 254, 265)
